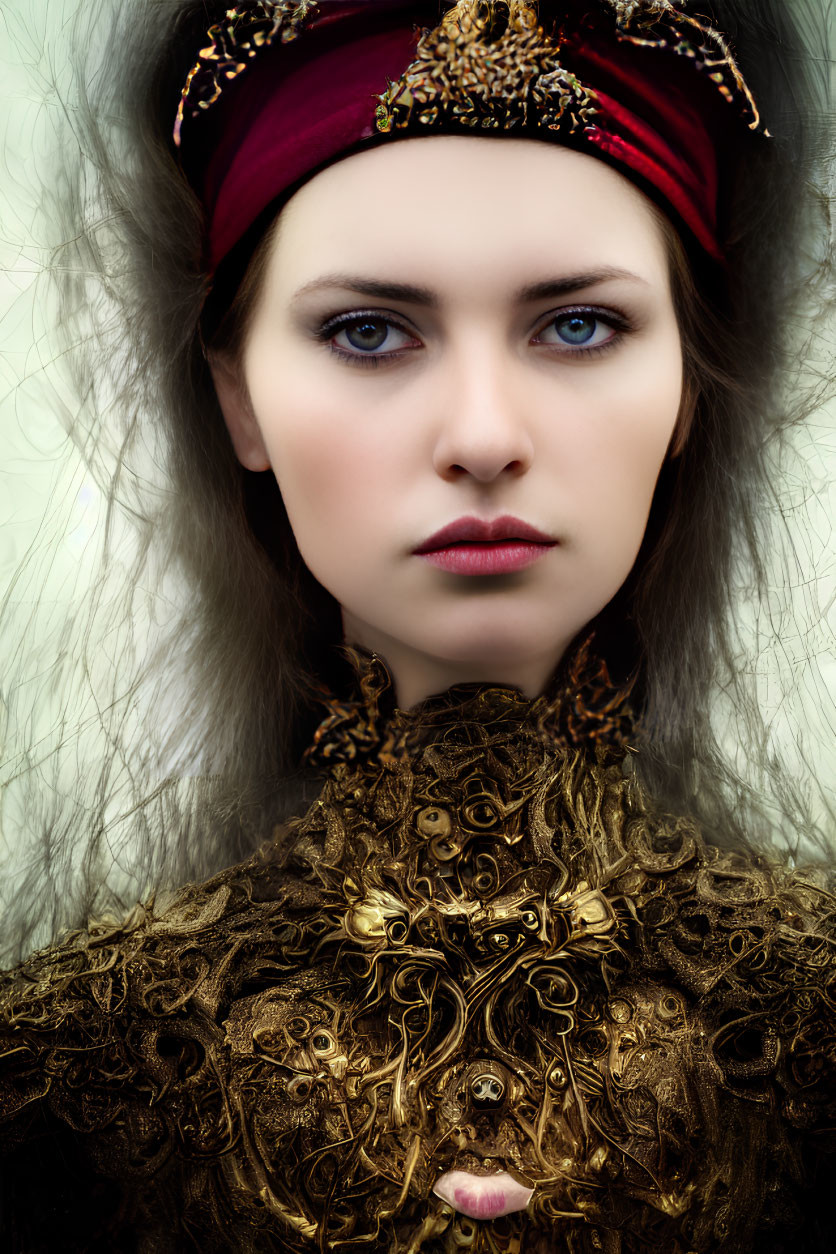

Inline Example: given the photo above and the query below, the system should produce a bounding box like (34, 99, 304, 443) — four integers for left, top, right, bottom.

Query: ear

(209, 352, 271, 472)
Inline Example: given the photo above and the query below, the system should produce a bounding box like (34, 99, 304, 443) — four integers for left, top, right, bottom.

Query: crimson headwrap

(174, 1, 764, 274)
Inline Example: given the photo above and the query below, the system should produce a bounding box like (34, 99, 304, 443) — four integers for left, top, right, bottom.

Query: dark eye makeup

(312, 305, 633, 369)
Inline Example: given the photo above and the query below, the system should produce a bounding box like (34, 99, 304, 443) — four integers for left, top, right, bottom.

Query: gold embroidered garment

(0, 655, 834, 1252)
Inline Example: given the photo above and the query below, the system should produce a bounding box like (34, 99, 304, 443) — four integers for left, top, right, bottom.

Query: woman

(0, 1, 833, 1250)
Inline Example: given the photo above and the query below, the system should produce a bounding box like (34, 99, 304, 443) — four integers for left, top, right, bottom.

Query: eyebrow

(290, 267, 649, 308)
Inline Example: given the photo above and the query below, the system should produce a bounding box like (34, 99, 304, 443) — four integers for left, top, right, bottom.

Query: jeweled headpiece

(173, 0, 765, 272)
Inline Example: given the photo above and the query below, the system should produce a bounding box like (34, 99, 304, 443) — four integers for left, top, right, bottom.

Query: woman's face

(213, 137, 684, 707)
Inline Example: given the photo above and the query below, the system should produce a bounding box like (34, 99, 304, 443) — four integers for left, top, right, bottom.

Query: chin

(419, 629, 570, 674)
(435, 605, 590, 655)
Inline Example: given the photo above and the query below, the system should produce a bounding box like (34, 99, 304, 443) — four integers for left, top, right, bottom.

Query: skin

(212, 137, 684, 709)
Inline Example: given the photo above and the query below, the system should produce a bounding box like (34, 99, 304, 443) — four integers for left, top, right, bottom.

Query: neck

(340, 611, 574, 709)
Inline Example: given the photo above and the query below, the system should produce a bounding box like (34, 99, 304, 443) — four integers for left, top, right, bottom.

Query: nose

(431, 346, 534, 483)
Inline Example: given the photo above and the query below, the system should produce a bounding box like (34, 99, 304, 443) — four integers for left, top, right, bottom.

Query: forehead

(272, 135, 670, 294)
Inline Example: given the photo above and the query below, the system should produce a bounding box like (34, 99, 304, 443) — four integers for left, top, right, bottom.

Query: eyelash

(314, 306, 632, 369)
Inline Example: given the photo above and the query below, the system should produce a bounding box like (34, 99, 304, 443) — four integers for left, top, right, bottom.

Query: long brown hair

(0, 0, 833, 961)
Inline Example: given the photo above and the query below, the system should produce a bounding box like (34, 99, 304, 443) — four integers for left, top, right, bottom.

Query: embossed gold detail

(174, 0, 764, 152)
(0, 651, 832, 1251)
(174, 0, 319, 146)
(374, 0, 597, 135)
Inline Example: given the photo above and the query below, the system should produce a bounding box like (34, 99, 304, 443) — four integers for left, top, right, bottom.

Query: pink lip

(419, 542, 551, 575)
(416, 514, 553, 551)
(414, 515, 556, 577)
(433, 1170, 534, 1221)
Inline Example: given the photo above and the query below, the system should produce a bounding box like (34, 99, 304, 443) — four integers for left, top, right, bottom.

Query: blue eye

(536, 308, 621, 352)
(327, 316, 418, 361)
(555, 314, 597, 344)
(341, 318, 391, 352)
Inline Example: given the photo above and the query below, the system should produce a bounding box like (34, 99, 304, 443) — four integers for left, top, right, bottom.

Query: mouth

(432, 1169, 535, 1221)
(414, 514, 557, 576)
(415, 514, 554, 552)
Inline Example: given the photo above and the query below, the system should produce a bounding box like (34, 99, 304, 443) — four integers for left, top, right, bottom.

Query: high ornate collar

(3, 632, 832, 1254)
(303, 636, 636, 769)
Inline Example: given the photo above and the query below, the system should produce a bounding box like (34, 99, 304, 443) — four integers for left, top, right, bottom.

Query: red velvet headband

(174, 0, 764, 273)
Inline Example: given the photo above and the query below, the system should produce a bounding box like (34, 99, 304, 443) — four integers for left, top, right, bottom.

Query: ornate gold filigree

(1, 652, 833, 1250)
(375, 1, 598, 135)
(173, 1, 764, 150)
(173, 0, 319, 146)
(606, 0, 763, 129)
(305, 635, 636, 770)
(375, 0, 762, 137)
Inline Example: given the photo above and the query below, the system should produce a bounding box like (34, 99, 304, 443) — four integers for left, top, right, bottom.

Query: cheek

(251, 380, 399, 571)
(558, 341, 682, 556)
(608, 334, 681, 468)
